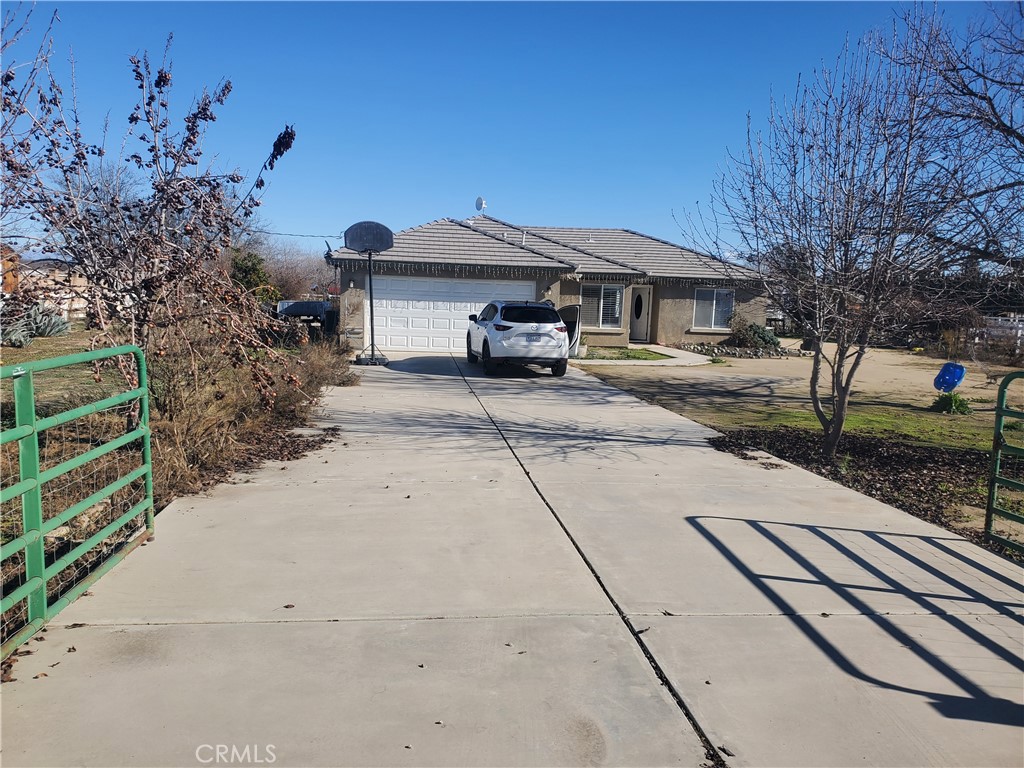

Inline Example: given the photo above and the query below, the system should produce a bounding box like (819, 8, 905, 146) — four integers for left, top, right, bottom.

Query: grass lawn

(0, 326, 122, 422)
(0, 324, 95, 366)
(584, 346, 672, 361)
(686, 400, 1003, 452)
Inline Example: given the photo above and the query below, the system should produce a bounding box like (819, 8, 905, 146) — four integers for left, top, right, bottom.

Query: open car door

(558, 304, 582, 357)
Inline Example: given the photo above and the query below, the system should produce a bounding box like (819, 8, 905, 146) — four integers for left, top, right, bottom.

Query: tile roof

(19, 258, 75, 272)
(328, 215, 758, 282)
(478, 218, 758, 281)
(328, 218, 570, 271)
(466, 218, 642, 276)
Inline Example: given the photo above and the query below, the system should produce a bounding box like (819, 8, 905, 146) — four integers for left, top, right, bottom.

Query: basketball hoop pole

(367, 249, 376, 356)
(356, 248, 389, 365)
(343, 220, 394, 366)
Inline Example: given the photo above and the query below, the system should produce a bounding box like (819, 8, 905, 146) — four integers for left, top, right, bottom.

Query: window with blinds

(581, 284, 623, 328)
(693, 288, 735, 330)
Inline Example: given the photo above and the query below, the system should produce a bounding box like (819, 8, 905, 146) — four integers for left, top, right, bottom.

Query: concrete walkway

(2, 355, 1021, 767)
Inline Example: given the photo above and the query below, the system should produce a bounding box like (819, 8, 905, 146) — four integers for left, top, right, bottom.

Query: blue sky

(21, 1, 980, 254)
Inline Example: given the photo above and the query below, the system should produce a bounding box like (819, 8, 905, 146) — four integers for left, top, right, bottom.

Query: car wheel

(466, 334, 478, 364)
(482, 343, 497, 375)
(551, 359, 568, 377)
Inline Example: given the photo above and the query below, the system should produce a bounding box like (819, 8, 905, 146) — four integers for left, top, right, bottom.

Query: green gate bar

(1, 345, 153, 659)
(985, 371, 1024, 555)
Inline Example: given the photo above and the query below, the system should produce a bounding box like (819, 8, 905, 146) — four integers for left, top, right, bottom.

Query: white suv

(467, 301, 570, 376)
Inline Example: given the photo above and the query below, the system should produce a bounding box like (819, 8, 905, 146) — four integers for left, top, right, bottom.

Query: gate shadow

(687, 515, 1024, 727)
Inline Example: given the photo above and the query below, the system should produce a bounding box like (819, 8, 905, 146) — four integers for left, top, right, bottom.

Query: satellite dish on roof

(475, 196, 486, 213)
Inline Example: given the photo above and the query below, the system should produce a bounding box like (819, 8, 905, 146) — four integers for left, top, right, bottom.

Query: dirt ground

(631, 342, 1017, 407)
(587, 344, 1022, 447)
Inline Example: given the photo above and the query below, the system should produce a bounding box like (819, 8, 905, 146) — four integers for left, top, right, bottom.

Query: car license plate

(525, 334, 543, 343)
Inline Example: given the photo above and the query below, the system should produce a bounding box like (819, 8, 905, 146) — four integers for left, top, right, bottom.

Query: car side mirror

(468, 314, 478, 322)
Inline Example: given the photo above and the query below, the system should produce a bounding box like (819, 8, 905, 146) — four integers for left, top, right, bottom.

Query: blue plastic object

(933, 362, 967, 393)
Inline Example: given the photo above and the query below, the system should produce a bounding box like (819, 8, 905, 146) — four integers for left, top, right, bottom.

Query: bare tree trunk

(809, 342, 831, 434)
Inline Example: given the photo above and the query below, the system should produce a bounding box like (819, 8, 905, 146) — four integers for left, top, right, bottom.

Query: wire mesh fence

(988, 458, 1024, 553)
(1, 350, 151, 649)
(986, 372, 1024, 555)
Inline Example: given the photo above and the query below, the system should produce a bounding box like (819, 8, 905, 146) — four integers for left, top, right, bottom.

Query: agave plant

(1, 318, 33, 348)
(24, 305, 69, 338)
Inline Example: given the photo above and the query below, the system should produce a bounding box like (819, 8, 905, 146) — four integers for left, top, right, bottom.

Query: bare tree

(264, 247, 336, 300)
(1, 13, 298, 405)
(1, 5, 58, 238)
(704, 34, 980, 461)
(895, 2, 1023, 271)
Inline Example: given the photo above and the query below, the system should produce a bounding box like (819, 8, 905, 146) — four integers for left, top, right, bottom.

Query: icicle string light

(325, 258, 756, 289)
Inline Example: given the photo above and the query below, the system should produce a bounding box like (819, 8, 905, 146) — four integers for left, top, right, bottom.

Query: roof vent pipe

(522, 232, 526, 246)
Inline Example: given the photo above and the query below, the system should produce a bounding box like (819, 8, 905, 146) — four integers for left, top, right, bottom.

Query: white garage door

(367, 276, 536, 351)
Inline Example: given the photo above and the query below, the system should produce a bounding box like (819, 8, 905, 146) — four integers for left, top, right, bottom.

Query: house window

(694, 288, 734, 330)
(581, 284, 623, 328)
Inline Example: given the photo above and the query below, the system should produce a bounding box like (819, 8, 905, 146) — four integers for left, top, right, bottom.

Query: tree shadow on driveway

(325, 355, 718, 465)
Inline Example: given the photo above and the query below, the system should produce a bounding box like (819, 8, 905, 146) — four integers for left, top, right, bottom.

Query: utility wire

(5, 229, 340, 241)
(251, 229, 343, 240)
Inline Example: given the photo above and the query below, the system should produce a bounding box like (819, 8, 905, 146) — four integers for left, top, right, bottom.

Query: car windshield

(500, 306, 561, 324)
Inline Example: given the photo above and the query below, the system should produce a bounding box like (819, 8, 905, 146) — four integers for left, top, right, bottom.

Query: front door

(629, 285, 652, 342)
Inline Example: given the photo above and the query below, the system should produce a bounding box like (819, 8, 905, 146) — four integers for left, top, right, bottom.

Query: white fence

(975, 315, 1023, 353)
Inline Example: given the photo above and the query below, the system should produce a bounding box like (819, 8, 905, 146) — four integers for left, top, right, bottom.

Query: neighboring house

(16, 257, 89, 320)
(325, 215, 765, 351)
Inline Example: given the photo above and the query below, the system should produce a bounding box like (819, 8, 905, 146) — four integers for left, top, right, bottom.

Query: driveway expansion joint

(452, 354, 731, 768)
(52, 611, 621, 629)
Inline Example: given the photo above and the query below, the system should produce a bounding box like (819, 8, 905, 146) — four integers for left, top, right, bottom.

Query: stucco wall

(650, 284, 767, 345)
(333, 267, 764, 349)
(557, 280, 768, 348)
(557, 280, 632, 347)
(337, 283, 365, 340)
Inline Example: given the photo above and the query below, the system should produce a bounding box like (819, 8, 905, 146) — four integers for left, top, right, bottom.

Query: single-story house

(324, 215, 765, 351)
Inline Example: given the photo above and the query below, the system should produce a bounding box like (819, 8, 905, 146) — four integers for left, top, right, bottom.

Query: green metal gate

(1, 346, 153, 658)
(986, 371, 1024, 555)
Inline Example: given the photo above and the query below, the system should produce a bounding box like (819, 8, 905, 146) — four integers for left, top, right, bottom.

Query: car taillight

(555, 325, 567, 333)
(493, 324, 512, 331)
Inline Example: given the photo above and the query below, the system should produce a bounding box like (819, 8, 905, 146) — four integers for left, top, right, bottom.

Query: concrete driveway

(2, 355, 1021, 768)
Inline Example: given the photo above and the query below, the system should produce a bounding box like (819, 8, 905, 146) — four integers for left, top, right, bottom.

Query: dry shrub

(148, 333, 355, 508)
(289, 337, 359, 391)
